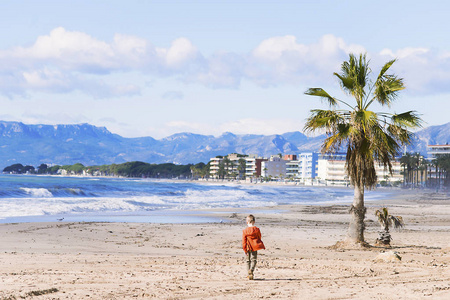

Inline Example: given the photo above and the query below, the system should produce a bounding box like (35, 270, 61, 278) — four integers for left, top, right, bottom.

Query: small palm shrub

(375, 207, 404, 246)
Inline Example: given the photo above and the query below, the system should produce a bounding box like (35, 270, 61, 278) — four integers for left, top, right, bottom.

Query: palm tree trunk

(348, 185, 366, 243)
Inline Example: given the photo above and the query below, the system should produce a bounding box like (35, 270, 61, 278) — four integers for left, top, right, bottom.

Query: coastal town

(207, 144, 450, 187)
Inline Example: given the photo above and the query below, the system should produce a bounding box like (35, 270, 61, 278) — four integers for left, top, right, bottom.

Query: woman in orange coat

(242, 214, 265, 280)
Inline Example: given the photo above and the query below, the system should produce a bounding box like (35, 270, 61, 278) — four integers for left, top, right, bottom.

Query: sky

(0, 0, 449, 138)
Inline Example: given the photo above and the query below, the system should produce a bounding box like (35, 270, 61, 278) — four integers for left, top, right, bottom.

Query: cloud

(162, 90, 184, 100)
(246, 34, 366, 86)
(0, 27, 449, 97)
(157, 38, 200, 68)
(378, 47, 450, 95)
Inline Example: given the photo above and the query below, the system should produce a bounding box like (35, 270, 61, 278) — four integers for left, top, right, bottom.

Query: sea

(0, 174, 391, 224)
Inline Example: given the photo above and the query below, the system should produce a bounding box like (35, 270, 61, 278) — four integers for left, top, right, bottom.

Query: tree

(3, 164, 24, 173)
(435, 154, 450, 186)
(37, 164, 48, 174)
(237, 158, 247, 179)
(400, 152, 413, 187)
(375, 207, 404, 246)
(304, 53, 422, 244)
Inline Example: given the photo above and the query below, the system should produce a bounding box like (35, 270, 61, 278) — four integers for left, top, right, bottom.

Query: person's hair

(247, 214, 255, 224)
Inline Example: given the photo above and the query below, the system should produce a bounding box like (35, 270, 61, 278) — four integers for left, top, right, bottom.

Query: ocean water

(0, 175, 388, 223)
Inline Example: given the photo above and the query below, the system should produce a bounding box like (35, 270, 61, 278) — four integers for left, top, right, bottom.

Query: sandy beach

(1, 189, 449, 299)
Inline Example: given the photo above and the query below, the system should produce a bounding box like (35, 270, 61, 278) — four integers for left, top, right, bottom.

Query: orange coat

(242, 226, 265, 253)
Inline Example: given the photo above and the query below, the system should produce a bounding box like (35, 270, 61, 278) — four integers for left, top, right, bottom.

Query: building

(209, 157, 223, 178)
(426, 144, 450, 184)
(261, 155, 287, 178)
(317, 153, 402, 186)
(317, 153, 348, 185)
(283, 154, 297, 161)
(244, 155, 266, 178)
(286, 159, 300, 178)
(298, 152, 319, 181)
(428, 144, 450, 159)
(209, 154, 266, 179)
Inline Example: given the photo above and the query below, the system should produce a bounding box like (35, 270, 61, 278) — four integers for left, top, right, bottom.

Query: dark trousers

(246, 251, 257, 273)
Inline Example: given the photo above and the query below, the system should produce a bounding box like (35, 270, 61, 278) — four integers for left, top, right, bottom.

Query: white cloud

(12, 27, 115, 72)
(158, 38, 200, 68)
(246, 34, 366, 86)
(378, 47, 450, 95)
(0, 28, 449, 97)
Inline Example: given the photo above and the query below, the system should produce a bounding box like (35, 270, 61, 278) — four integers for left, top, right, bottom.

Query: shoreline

(1, 190, 449, 299)
(0, 186, 407, 225)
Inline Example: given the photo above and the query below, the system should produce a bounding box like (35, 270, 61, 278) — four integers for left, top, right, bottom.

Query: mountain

(408, 123, 450, 154)
(0, 121, 449, 168)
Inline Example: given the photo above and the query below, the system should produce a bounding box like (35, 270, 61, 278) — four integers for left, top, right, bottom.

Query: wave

(20, 188, 53, 197)
(3, 187, 94, 198)
(0, 175, 379, 221)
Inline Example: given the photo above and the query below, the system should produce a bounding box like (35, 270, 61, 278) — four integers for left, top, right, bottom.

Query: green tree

(237, 158, 247, 179)
(3, 164, 24, 173)
(304, 53, 421, 244)
(435, 154, 450, 186)
(37, 164, 48, 174)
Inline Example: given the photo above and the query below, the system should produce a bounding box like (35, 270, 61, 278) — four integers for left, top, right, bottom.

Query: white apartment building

(428, 144, 450, 159)
(286, 160, 300, 178)
(317, 153, 348, 185)
(209, 154, 265, 178)
(209, 157, 222, 178)
(317, 153, 402, 185)
(298, 152, 319, 180)
(426, 144, 450, 182)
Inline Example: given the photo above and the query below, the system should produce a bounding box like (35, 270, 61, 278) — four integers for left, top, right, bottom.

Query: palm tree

(375, 207, 404, 246)
(304, 53, 422, 244)
(237, 158, 247, 179)
(400, 153, 413, 187)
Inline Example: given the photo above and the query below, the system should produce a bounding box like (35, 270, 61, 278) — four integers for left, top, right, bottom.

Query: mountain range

(0, 121, 449, 168)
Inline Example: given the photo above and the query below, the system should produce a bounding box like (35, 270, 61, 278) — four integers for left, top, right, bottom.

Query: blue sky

(1, 0, 449, 138)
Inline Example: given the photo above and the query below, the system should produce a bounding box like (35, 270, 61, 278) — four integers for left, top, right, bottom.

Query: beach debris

(375, 251, 402, 262)
(229, 213, 238, 218)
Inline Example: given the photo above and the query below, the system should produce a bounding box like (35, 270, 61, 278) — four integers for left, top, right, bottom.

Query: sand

(0, 189, 449, 299)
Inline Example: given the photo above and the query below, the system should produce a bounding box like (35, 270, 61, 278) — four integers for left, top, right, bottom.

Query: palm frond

(391, 111, 423, 128)
(375, 207, 404, 231)
(334, 72, 355, 92)
(387, 124, 414, 145)
(304, 88, 338, 107)
(303, 109, 345, 133)
(375, 208, 388, 226)
(378, 59, 396, 79)
(336, 53, 369, 106)
(388, 215, 404, 229)
(370, 58, 405, 108)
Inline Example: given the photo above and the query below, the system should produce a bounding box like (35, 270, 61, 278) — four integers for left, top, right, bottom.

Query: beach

(1, 190, 449, 299)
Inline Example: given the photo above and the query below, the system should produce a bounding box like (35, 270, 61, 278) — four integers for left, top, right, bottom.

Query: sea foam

(20, 187, 53, 197)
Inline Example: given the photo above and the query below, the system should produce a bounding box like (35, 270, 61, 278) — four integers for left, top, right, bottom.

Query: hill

(0, 121, 449, 168)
